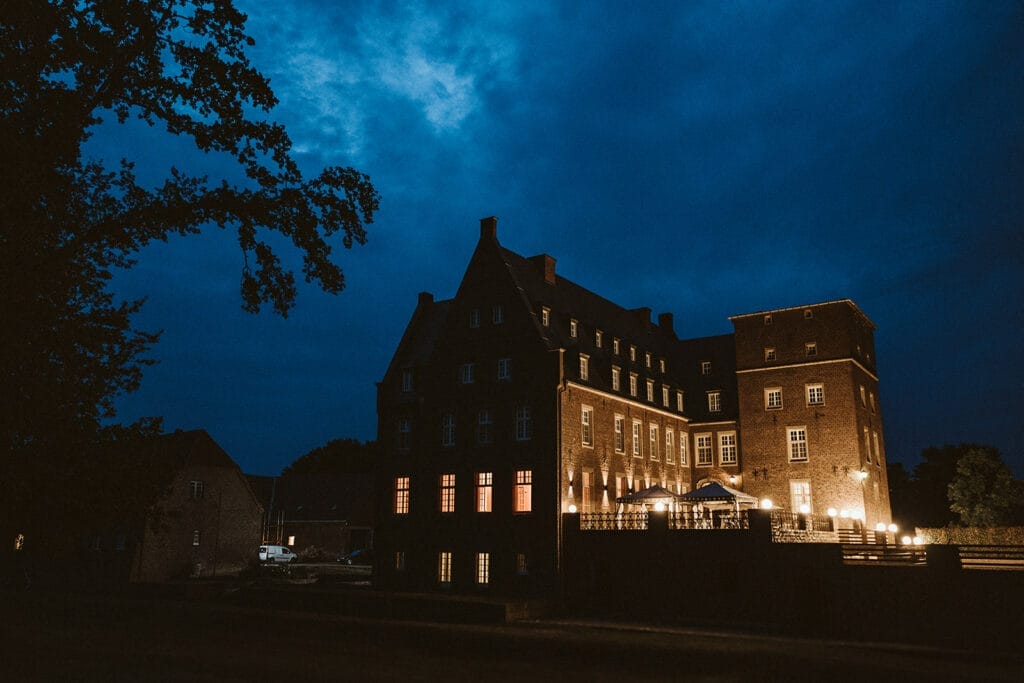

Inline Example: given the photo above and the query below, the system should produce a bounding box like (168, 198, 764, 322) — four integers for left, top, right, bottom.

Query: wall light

(855, 470, 868, 481)
(728, 475, 737, 485)
(654, 502, 666, 512)
(901, 535, 912, 545)
(875, 522, 886, 532)
(887, 524, 897, 533)
(568, 504, 578, 514)
(760, 498, 774, 510)
(827, 507, 837, 517)
(913, 536, 923, 545)
(840, 509, 850, 518)
(799, 503, 810, 514)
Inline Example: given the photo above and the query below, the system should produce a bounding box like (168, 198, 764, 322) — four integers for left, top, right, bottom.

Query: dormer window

(579, 354, 589, 381)
(613, 338, 620, 355)
(764, 314, 773, 325)
(645, 352, 652, 368)
(659, 359, 665, 373)
(701, 361, 711, 376)
(765, 348, 776, 362)
(804, 309, 814, 320)
(595, 330, 603, 348)
(629, 345, 636, 361)
(570, 319, 578, 338)
(541, 307, 550, 327)
(805, 342, 817, 357)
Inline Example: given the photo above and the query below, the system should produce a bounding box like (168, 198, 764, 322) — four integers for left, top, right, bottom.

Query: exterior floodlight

(887, 524, 897, 533)
(875, 522, 886, 532)
(568, 504, 577, 514)
(856, 470, 868, 481)
(901, 535, 912, 545)
(840, 509, 850, 518)
(852, 510, 864, 521)
(654, 502, 666, 512)
(827, 507, 837, 517)
(760, 498, 774, 510)
(799, 503, 810, 514)
(729, 475, 737, 484)
(913, 536, 923, 545)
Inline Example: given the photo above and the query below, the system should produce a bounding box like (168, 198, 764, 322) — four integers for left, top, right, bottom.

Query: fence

(579, 511, 648, 531)
(668, 510, 749, 530)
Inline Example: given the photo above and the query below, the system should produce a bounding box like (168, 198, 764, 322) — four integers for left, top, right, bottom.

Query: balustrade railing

(669, 510, 749, 530)
(579, 511, 649, 531)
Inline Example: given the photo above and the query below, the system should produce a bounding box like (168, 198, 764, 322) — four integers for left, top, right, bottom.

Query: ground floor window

(476, 552, 490, 585)
(516, 552, 528, 576)
(438, 551, 452, 584)
(395, 551, 406, 571)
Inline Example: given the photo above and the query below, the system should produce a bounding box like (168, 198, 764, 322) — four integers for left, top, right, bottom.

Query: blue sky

(107, 1, 1023, 476)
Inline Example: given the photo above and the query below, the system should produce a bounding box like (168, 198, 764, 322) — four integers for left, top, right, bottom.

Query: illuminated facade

(375, 217, 891, 594)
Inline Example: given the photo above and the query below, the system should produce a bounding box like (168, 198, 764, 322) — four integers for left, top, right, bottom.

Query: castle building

(375, 217, 891, 595)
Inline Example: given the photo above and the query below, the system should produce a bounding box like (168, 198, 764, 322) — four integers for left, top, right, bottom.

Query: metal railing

(957, 545, 1024, 571)
(669, 511, 749, 530)
(579, 511, 649, 531)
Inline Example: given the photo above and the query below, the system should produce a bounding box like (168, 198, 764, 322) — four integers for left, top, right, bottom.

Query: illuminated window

(701, 361, 711, 375)
(438, 552, 452, 584)
(581, 470, 593, 511)
(514, 470, 532, 512)
(492, 304, 504, 324)
(469, 309, 480, 328)
(579, 354, 589, 381)
(632, 421, 642, 458)
(873, 431, 881, 461)
(765, 388, 783, 410)
(515, 405, 532, 441)
(498, 357, 511, 381)
(614, 415, 625, 453)
(477, 472, 493, 512)
(401, 368, 414, 392)
(394, 476, 410, 514)
(439, 473, 456, 513)
(806, 383, 824, 406)
(581, 406, 593, 447)
(719, 432, 737, 465)
(287, 535, 295, 546)
(477, 410, 493, 444)
(14, 534, 25, 551)
(646, 380, 654, 402)
(630, 345, 637, 361)
(864, 427, 872, 463)
(645, 352, 652, 368)
(696, 434, 713, 467)
(613, 338, 620, 355)
(805, 342, 817, 357)
(788, 427, 808, 462)
(189, 480, 204, 500)
(679, 435, 687, 465)
(764, 347, 776, 362)
(459, 363, 475, 384)
(662, 385, 669, 407)
(611, 365, 621, 391)
(665, 429, 675, 464)
(869, 392, 876, 413)
(541, 307, 550, 326)
(396, 418, 411, 449)
(649, 425, 659, 461)
(595, 330, 603, 348)
(629, 373, 638, 397)
(441, 412, 455, 447)
(192, 530, 201, 547)
(860, 385, 867, 406)
(676, 391, 684, 412)
(660, 358, 666, 373)
(570, 319, 578, 338)
(790, 480, 812, 512)
(395, 551, 406, 571)
(707, 391, 721, 413)
(476, 552, 490, 584)
(516, 552, 529, 575)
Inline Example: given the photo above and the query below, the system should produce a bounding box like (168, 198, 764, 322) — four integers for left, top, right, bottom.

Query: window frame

(648, 424, 659, 461)
(614, 415, 625, 453)
(787, 427, 809, 462)
(476, 472, 493, 512)
(806, 383, 824, 406)
(581, 405, 594, 447)
(765, 387, 783, 410)
(441, 412, 456, 447)
(497, 357, 511, 381)
(579, 353, 589, 381)
(394, 476, 410, 514)
(514, 470, 533, 513)
(696, 433, 713, 467)
(439, 473, 456, 513)
(707, 391, 722, 413)
(719, 431, 738, 466)
(515, 405, 532, 441)
(632, 420, 642, 458)
(476, 409, 494, 445)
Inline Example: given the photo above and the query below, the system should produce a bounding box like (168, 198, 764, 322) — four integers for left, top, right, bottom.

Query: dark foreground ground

(4, 589, 1021, 682)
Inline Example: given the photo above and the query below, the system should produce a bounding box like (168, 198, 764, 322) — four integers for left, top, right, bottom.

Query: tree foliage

(948, 448, 1022, 527)
(282, 438, 377, 477)
(1, 1, 379, 554)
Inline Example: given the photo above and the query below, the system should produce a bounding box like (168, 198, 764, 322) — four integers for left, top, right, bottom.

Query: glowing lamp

(840, 509, 850, 518)
(852, 510, 864, 521)
(654, 502, 666, 512)
(913, 536, 923, 545)
(760, 498, 774, 510)
(887, 524, 897, 533)
(875, 522, 886, 532)
(799, 504, 810, 514)
(728, 475, 737, 484)
(827, 508, 837, 517)
(568, 504, 577, 514)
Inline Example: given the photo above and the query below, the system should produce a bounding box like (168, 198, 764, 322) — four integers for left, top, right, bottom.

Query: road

(3, 589, 1019, 681)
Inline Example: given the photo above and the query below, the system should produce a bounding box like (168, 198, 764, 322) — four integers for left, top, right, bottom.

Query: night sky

(102, 1, 1024, 477)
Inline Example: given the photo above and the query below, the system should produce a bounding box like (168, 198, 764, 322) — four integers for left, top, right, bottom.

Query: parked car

(258, 545, 297, 563)
(336, 548, 372, 565)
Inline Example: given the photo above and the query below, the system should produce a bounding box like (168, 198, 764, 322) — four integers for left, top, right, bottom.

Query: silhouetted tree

(1, 1, 379, 559)
(910, 444, 977, 527)
(886, 462, 915, 530)
(948, 448, 1023, 527)
(282, 439, 377, 477)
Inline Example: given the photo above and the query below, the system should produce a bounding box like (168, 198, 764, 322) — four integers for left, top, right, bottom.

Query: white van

(258, 545, 297, 563)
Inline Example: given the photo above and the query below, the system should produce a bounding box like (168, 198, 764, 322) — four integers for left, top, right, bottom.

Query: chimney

(418, 291, 434, 307)
(630, 307, 652, 326)
(480, 216, 498, 241)
(658, 312, 675, 337)
(528, 254, 557, 285)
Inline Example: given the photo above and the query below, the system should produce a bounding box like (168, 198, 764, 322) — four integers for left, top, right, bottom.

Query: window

(613, 338, 620, 355)
(649, 424, 659, 461)
(394, 477, 410, 514)
(662, 385, 669, 407)
(614, 415, 625, 453)
(869, 392, 876, 413)
(476, 472, 493, 512)
(439, 473, 455, 513)
(719, 432, 737, 465)
(611, 366, 621, 391)
(581, 406, 593, 447)
(514, 470, 532, 512)
(803, 308, 814, 320)
(790, 480, 812, 512)
(476, 552, 490, 584)
(469, 309, 480, 328)
(459, 363, 475, 384)
(665, 429, 675, 464)
(570, 319, 578, 338)
(189, 480, 204, 500)
(707, 391, 721, 413)
(765, 388, 783, 410)
(696, 434, 713, 467)
(645, 352, 652, 368)
(441, 412, 456, 447)
(581, 470, 594, 511)
(646, 379, 654, 402)
(395, 551, 406, 572)
(595, 330, 603, 348)
(679, 434, 688, 465)
(396, 418, 411, 449)
(541, 307, 550, 326)
(401, 368, 414, 392)
(787, 427, 808, 462)
(860, 385, 867, 406)
(515, 405, 532, 441)
(676, 391, 684, 412)
(864, 427, 872, 463)
(805, 342, 817, 357)
(497, 357, 511, 381)
(438, 552, 452, 584)
(764, 347, 776, 362)
(659, 358, 666, 373)
(806, 383, 824, 406)
(764, 313, 772, 325)
(632, 421, 642, 458)
(701, 360, 711, 375)
(477, 410, 493, 444)
(516, 552, 529, 576)
(492, 304, 504, 324)
(630, 345, 637, 361)
(873, 431, 881, 461)
(192, 530, 201, 547)
(579, 354, 589, 381)
(629, 373, 638, 397)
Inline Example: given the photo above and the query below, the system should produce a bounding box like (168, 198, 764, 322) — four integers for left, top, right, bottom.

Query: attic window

(804, 309, 814, 320)
(570, 319, 578, 338)
(764, 314, 772, 325)
(595, 330, 603, 348)
(189, 480, 204, 500)
(541, 307, 550, 326)
(701, 361, 711, 376)
(613, 338, 620, 355)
